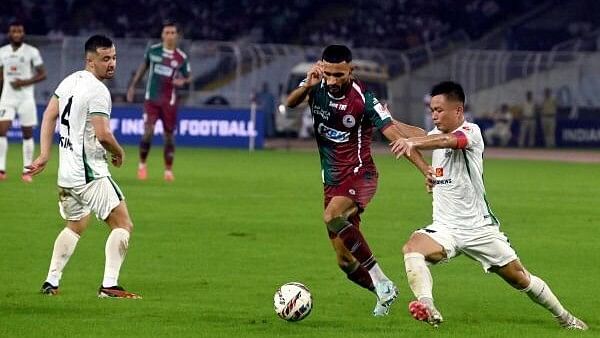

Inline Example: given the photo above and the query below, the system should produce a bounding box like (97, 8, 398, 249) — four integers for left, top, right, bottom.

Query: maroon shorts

(324, 170, 378, 238)
(143, 100, 178, 133)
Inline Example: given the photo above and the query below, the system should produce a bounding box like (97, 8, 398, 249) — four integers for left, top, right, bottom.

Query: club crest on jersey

(170, 60, 179, 68)
(317, 123, 349, 143)
(342, 115, 355, 128)
(348, 189, 356, 195)
(435, 167, 444, 177)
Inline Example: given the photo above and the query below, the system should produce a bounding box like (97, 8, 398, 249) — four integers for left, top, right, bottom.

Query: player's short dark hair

(162, 21, 178, 32)
(430, 81, 465, 104)
(8, 21, 24, 28)
(84, 35, 113, 54)
(321, 45, 352, 63)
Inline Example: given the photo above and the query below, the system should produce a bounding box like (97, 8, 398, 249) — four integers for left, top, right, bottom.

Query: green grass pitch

(0, 145, 597, 337)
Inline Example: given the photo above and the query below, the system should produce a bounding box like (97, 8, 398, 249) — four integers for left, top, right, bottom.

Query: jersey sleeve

(364, 92, 392, 130)
(453, 124, 483, 150)
(88, 85, 112, 117)
(54, 78, 67, 98)
(179, 55, 190, 77)
(31, 47, 44, 67)
(143, 47, 151, 66)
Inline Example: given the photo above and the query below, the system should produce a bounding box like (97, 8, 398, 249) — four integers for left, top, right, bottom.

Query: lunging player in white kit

(390, 81, 587, 330)
(28, 35, 141, 299)
(0, 21, 46, 182)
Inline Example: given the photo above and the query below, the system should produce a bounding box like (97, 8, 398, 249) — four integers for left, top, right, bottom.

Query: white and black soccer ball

(273, 282, 313, 322)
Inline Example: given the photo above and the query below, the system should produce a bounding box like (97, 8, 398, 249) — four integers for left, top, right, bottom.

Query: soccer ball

(273, 282, 313, 322)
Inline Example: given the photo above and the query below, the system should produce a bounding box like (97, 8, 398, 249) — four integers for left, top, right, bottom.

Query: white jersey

(0, 43, 43, 103)
(55, 70, 112, 188)
(429, 121, 499, 229)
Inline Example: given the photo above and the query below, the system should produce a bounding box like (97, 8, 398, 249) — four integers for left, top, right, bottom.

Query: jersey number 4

(61, 96, 73, 135)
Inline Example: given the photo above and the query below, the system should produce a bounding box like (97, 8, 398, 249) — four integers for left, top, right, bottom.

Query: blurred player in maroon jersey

(127, 22, 191, 181)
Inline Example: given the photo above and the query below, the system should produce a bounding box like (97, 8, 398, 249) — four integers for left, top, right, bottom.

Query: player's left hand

(10, 79, 26, 89)
(173, 78, 186, 88)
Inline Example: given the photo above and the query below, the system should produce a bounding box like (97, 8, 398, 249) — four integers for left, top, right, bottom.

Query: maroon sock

(346, 264, 375, 291)
(164, 143, 175, 169)
(338, 224, 377, 270)
(139, 141, 151, 163)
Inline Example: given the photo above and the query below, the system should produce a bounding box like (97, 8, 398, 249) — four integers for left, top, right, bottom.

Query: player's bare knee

(22, 127, 34, 139)
(142, 130, 153, 142)
(164, 133, 175, 145)
(323, 211, 338, 225)
(402, 238, 423, 255)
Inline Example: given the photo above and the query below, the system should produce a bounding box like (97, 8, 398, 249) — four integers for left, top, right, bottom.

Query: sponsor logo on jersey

(445, 149, 453, 158)
(342, 114, 355, 128)
(328, 101, 348, 110)
(312, 105, 330, 120)
(435, 167, 444, 177)
(434, 178, 452, 185)
(317, 123, 349, 143)
(149, 55, 162, 63)
(153, 64, 174, 77)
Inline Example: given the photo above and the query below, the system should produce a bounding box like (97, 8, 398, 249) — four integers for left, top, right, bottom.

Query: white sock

(522, 274, 567, 319)
(0, 136, 7, 172)
(404, 252, 434, 300)
(22, 138, 34, 172)
(102, 228, 130, 288)
(46, 228, 80, 286)
(368, 263, 389, 284)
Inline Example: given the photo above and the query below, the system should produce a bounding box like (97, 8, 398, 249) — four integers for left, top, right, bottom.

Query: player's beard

(326, 82, 348, 97)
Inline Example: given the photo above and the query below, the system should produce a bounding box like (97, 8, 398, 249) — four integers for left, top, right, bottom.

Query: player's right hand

(126, 87, 135, 103)
(111, 152, 124, 167)
(25, 155, 49, 176)
(305, 61, 323, 87)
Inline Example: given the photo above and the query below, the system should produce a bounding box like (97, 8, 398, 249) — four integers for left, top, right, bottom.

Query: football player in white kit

(27, 35, 141, 299)
(390, 81, 587, 330)
(0, 21, 46, 182)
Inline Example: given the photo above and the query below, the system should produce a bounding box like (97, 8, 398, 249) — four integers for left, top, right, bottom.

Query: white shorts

(58, 176, 125, 221)
(0, 99, 38, 126)
(415, 223, 518, 272)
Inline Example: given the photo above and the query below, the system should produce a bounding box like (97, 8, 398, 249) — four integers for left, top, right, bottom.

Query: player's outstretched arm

(126, 62, 149, 102)
(382, 124, 430, 176)
(27, 96, 59, 175)
(391, 133, 459, 158)
(287, 62, 323, 108)
(91, 115, 125, 167)
(392, 119, 427, 138)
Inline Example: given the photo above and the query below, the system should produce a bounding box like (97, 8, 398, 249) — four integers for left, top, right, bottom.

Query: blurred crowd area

(0, 0, 559, 50)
